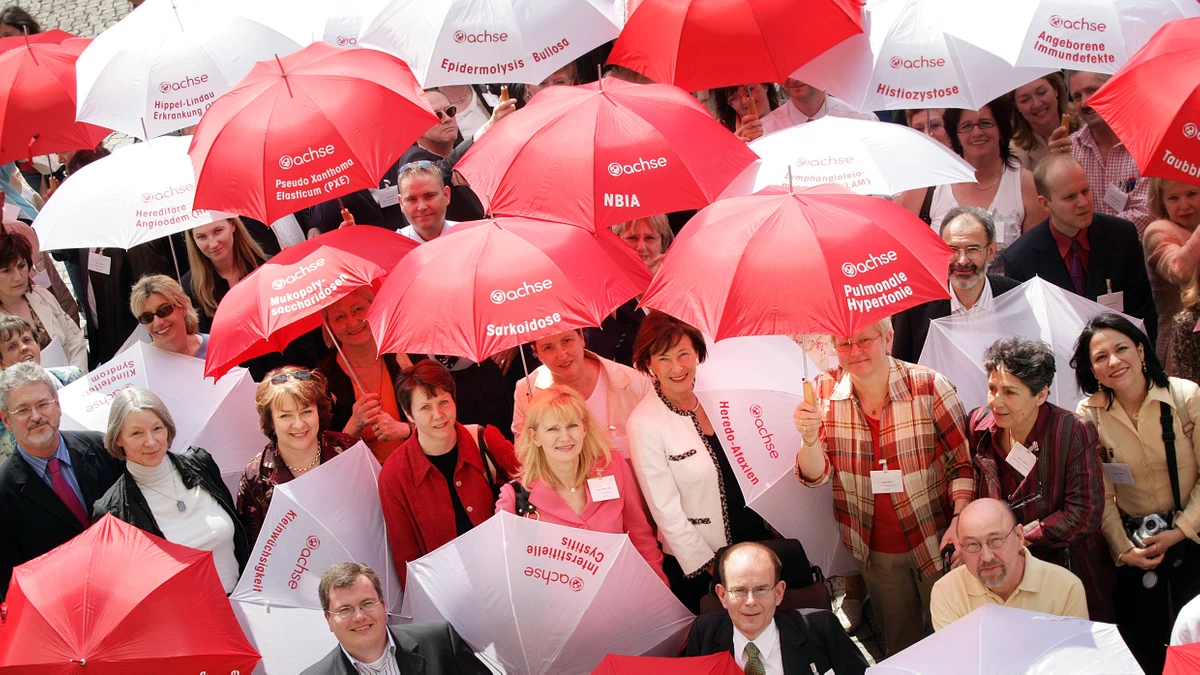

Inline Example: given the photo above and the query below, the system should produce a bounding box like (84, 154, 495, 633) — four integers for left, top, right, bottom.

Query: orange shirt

(354, 366, 404, 465)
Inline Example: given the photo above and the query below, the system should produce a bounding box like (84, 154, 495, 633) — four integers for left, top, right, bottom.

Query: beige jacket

(511, 350, 651, 443)
(6, 284, 87, 371)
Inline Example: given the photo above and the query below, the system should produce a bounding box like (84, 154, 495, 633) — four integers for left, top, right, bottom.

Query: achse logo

(841, 250, 898, 278)
(795, 155, 854, 168)
(335, 35, 357, 46)
(279, 144, 336, 170)
(490, 278, 554, 305)
(1184, 122, 1198, 140)
(889, 55, 945, 69)
(271, 258, 326, 290)
(1049, 15, 1106, 31)
(140, 183, 194, 203)
(454, 29, 508, 43)
(607, 157, 668, 177)
(158, 74, 209, 93)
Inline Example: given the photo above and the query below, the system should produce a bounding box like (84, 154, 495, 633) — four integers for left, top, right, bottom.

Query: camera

(1128, 512, 1170, 549)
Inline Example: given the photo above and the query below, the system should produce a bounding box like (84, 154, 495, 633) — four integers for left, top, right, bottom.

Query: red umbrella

(188, 41, 437, 224)
(456, 76, 756, 231)
(1165, 643, 1200, 675)
(607, 0, 864, 91)
(592, 653, 742, 674)
(0, 31, 111, 165)
(367, 217, 652, 363)
(1088, 17, 1200, 183)
(204, 226, 418, 379)
(641, 183, 951, 339)
(0, 514, 260, 674)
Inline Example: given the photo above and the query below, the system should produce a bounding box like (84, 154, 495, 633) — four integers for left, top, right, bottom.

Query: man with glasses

(892, 206, 1020, 362)
(930, 498, 1087, 630)
(303, 562, 486, 675)
(0, 362, 121, 600)
(684, 542, 868, 675)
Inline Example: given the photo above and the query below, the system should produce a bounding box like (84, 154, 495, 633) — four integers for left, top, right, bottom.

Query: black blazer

(683, 609, 868, 675)
(91, 447, 251, 573)
(892, 274, 1021, 363)
(1000, 214, 1158, 344)
(301, 622, 488, 675)
(0, 431, 121, 599)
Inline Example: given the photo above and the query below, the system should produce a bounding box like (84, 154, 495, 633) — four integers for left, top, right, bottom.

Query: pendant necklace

(142, 472, 187, 512)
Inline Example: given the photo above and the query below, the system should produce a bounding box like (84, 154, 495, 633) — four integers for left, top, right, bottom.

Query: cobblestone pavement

(20, 0, 130, 38)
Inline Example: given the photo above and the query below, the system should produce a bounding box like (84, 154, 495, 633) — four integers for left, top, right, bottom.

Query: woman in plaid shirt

(793, 317, 973, 656)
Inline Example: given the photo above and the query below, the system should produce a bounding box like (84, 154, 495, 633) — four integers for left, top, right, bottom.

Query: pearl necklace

(284, 449, 321, 475)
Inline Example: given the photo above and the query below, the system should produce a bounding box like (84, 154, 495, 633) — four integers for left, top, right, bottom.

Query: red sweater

(379, 423, 519, 587)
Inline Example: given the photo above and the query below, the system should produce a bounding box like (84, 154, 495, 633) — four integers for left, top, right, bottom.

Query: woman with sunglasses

(236, 366, 359, 542)
(128, 274, 207, 359)
(965, 337, 1114, 621)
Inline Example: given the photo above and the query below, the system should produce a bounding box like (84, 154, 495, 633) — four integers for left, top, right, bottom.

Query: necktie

(47, 457, 90, 527)
(744, 642, 766, 675)
(1067, 239, 1087, 296)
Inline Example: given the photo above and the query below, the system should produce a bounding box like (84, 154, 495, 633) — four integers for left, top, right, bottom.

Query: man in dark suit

(0, 362, 121, 599)
(1001, 153, 1157, 344)
(303, 562, 487, 675)
(893, 206, 1021, 362)
(683, 542, 867, 675)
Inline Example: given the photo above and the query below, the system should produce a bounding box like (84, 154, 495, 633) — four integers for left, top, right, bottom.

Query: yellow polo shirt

(930, 548, 1089, 631)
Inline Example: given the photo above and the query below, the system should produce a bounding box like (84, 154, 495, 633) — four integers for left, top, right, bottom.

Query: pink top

(496, 456, 667, 585)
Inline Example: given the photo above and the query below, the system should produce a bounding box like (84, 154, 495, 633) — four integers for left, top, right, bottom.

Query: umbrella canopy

(0, 514, 260, 674)
(367, 217, 651, 363)
(867, 604, 1141, 674)
(641, 184, 952, 340)
(361, 0, 623, 87)
(719, 116, 977, 198)
(919, 276, 1146, 412)
(0, 31, 111, 165)
(32, 135, 230, 251)
(1087, 17, 1200, 184)
(203, 226, 417, 379)
(1166, 643, 1200, 675)
(188, 41, 437, 224)
(296, 0, 388, 49)
(606, 0, 864, 91)
(792, 0, 1053, 112)
(404, 512, 694, 674)
(57, 341, 266, 496)
(695, 335, 859, 578)
(74, 0, 309, 139)
(456, 77, 757, 231)
(592, 653, 743, 674)
(229, 443, 401, 675)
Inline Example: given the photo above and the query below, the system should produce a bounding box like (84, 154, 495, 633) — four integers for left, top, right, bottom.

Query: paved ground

(20, 0, 130, 37)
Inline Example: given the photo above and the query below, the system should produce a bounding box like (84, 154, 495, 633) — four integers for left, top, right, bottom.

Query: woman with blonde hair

(497, 385, 665, 583)
(1143, 178, 1200, 369)
(1008, 73, 1079, 170)
(129, 274, 207, 358)
(1170, 265, 1200, 383)
(183, 217, 268, 332)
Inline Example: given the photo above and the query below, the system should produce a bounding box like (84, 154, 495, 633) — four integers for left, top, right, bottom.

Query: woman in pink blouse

(497, 385, 666, 584)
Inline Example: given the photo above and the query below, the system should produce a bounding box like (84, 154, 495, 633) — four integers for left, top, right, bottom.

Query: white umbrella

(292, 0, 388, 49)
(75, 0, 309, 140)
(792, 0, 1054, 112)
(33, 135, 230, 251)
(694, 335, 859, 578)
(919, 276, 1146, 413)
(229, 443, 401, 675)
(720, 117, 977, 198)
(360, 0, 623, 87)
(57, 341, 264, 496)
(867, 604, 1141, 674)
(945, 0, 1199, 74)
(403, 511, 694, 674)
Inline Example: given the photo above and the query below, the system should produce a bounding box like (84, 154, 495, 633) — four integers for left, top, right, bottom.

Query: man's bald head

(959, 498, 1018, 535)
(1033, 153, 1083, 199)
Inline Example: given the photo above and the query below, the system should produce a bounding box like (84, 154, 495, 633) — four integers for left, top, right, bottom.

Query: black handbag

(475, 426, 509, 502)
(509, 480, 539, 520)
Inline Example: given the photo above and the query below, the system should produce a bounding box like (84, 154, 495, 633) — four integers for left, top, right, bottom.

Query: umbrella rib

(500, 516, 534, 675)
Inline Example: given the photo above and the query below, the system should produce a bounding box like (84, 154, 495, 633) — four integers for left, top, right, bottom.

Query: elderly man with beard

(930, 499, 1088, 630)
(892, 206, 1021, 363)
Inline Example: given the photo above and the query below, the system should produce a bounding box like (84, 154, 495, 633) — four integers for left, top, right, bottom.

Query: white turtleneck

(127, 454, 240, 593)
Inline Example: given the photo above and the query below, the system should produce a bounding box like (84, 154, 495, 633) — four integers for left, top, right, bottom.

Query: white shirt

(585, 364, 611, 431)
(452, 88, 491, 140)
(948, 277, 995, 316)
(397, 220, 457, 243)
(732, 619, 784, 675)
(1173, 594, 1200, 645)
(341, 628, 400, 675)
(760, 94, 878, 135)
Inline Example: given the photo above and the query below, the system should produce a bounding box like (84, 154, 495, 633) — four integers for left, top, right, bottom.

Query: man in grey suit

(303, 562, 487, 675)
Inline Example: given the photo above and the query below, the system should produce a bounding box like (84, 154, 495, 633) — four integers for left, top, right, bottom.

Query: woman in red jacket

(379, 359, 519, 587)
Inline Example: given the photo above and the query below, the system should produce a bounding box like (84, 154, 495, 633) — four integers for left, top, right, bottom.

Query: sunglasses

(398, 160, 437, 174)
(268, 370, 314, 385)
(434, 106, 457, 121)
(137, 303, 176, 324)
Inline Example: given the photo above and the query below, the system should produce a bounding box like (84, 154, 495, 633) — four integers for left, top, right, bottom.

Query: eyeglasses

(948, 245, 987, 259)
(6, 399, 57, 420)
(434, 106, 457, 121)
(268, 370, 314, 385)
(957, 119, 998, 134)
(398, 160, 437, 175)
(960, 524, 1019, 554)
(833, 333, 882, 352)
(725, 585, 775, 600)
(327, 599, 380, 620)
(136, 303, 176, 325)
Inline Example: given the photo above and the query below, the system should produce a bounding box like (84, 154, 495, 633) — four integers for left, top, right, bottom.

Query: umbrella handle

(323, 317, 366, 392)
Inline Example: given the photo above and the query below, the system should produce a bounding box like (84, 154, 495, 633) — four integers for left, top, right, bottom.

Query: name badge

(1102, 462, 1135, 485)
(587, 475, 620, 502)
(1097, 291, 1124, 313)
(370, 185, 399, 208)
(870, 470, 903, 494)
(87, 252, 111, 275)
(1103, 183, 1129, 213)
(1006, 441, 1037, 478)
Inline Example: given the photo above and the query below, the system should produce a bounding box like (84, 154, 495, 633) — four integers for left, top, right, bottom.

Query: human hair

(516, 386, 611, 490)
(944, 97, 1019, 169)
(104, 386, 177, 460)
(611, 215, 674, 251)
(1183, 264, 1200, 311)
(1064, 70, 1112, 91)
(184, 218, 268, 317)
(0, 314, 33, 346)
(0, 6, 41, 35)
(396, 359, 457, 418)
(1008, 73, 1078, 155)
(903, 108, 944, 128)
(318, 562, 383, 613)
(719, 541, 783, 585)
(940, 205, 996, 244)
(397, 162, 445, 193)
(710, 84, 780, 131)
(836, 317, 893, 345)
(319, 285, 376, 348)
(1147, 178, 1199, 222)
(255, 366, 333, 440)
(0, 222, 34, 276)
(129, 274, 200, 334)
(0, 360, 57, 412)
(1032, 152, 1083, 199)
(65, 146, 109, 176)
(632, 311, 707, 375)
(1070, 313, 1169, 404)
(983, 337, 1056, 396)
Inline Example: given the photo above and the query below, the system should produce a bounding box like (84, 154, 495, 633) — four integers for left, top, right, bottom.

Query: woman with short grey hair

(92, 386, 248, 593)
(965, 336, 1115, 621)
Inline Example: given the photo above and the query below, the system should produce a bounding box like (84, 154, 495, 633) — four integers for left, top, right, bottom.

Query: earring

(1143, 361, 1147, 373)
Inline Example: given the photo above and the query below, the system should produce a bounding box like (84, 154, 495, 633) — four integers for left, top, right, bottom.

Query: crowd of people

(0, 1, 1198, 673)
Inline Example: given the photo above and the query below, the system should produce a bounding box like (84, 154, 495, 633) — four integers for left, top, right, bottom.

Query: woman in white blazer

(626, 311, 772, 612)
(0, 226, 86, 370)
